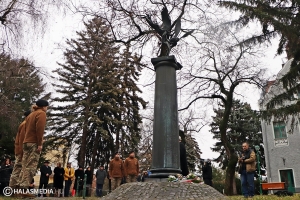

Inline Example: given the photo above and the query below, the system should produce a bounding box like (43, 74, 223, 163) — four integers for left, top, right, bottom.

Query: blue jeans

(96, 183, 103, 197)
(241, 170, 254, 197)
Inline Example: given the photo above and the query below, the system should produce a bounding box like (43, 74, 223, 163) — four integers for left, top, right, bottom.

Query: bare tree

(73, 0, 213, 57)
(0, 0, 68, 51)
(138, 118, 153, 172)
(179, 110, 205, 172)
(177, 27, 267, 194)
(70, 1, 269, 194)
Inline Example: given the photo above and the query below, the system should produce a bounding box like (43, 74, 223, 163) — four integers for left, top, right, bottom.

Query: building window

(273, 122, 287, 139)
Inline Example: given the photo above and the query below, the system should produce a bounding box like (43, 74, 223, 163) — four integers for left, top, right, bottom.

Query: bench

(261, 182, 293, 196)
(261, 182, 285, 190)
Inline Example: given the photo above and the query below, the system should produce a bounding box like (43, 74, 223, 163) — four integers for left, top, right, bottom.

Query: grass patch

(229, 194, 300, 200)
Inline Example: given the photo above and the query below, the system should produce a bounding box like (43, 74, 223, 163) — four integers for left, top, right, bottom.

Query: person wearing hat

(9, 110, 31, 190)
(19, 99, 49, 197)
(38, 160, 52, 197)
(124, 151, 139, 183)
(109, 152, 124, 190)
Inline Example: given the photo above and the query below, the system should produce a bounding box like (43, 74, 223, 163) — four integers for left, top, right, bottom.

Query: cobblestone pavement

(101, 182, 228, 200)
(1, 182, 228, 200)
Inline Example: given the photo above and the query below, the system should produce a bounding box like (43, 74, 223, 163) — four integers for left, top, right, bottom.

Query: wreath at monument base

(168, 173, 203, 184)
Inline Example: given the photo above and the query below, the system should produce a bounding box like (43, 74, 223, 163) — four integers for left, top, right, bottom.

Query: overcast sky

(15, 2, 287, 163)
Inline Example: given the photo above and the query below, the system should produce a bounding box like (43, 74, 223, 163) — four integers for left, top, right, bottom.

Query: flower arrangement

(186, 173, 196, 180)
(167, 175, 178, 182)
(182, 173, 203, 184)
(167, 173, 203, 184)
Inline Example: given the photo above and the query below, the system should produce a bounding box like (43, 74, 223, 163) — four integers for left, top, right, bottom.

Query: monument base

(144, 177, 168, 182)
(100, 182, 228, 200)
(149, 168, 182, 178)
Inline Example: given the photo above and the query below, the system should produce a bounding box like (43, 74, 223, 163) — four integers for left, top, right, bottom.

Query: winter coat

(74, 169, 84, 190)
(64, 167, 75, 181)
(96, 169, 107, 184)
(109, 158, 124, 178)
(15, 120, 26, 155)
(124, 157, 139, 176)
(23, 108, 47, 146)
(0, 164, 13, 183)
(84, 170, 93, 184)
(40, 165, 52, 184)
(53, 167, 65, 189)
(238, 149, 256, 173)
(202, 163, 212, 180)
(180, 142, 189, 176)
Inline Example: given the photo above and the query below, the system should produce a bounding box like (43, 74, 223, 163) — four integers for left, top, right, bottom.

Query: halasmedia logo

(3, 186, 54, 196)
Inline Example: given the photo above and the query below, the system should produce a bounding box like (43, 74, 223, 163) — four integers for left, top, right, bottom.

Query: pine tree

(48, 18, 146, 170)
(219, 0, 300, 119)
(210, 100, 264, 193)
(0, 53, 48, 158)
(179, 130, 202, 172)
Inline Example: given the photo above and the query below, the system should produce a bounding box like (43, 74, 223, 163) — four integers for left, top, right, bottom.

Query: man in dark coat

(179, 136, 189, 176)
(84, 167, 92, 196)
(74, 166, 84, 196)
(0, 158, 13, 195)
(95, 166, 107, 197)
(38, 160, 52, 197)
(53, 162, 64, 197)
(202, 159, 213, 186)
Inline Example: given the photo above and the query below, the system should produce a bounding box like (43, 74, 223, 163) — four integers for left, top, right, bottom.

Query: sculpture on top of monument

(144, 5, 194, 58)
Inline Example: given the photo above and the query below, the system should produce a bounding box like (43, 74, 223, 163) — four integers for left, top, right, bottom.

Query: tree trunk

(78, 93, 91, 167)
(219, 93, 237, 195)
(79, 116, 88, 167)
(232, 173, 237, 195)
(115, 126, 120, 153)
(224, 153, 238, 195)
(90, 130, 101, 173)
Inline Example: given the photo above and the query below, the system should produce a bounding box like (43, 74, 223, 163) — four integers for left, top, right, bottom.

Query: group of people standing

(1, 97, 257, 199)
(8, 99, 49, 198)
(106, 151, 139, 194)
(57, 162, 94, 198)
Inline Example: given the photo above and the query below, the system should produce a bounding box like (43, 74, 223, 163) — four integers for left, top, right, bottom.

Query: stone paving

(101, 182, 228, 200)
(2, 182, 228, 200)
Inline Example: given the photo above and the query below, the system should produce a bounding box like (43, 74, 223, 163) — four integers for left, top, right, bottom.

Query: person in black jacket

(202, 159, 213, 186)
(74, 166, 84, 196)
(179, 136, 189, 176)
(38, 160, 52, 197)
(0, 158, 13, 195)
(84, 167, 92, 196)
(53, 162, 64, 197)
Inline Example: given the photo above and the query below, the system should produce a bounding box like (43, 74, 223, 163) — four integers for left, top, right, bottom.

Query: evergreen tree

(210, 100, 265, 192)
(179, 130, 202, 172)
(138, 120, 153, 172)
(0, 53, 48, 158)
(219, 0, 300, 119)
(49, 18, 146, 170)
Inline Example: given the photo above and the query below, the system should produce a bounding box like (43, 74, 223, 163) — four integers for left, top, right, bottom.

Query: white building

(260, 59, 300, 193)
